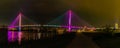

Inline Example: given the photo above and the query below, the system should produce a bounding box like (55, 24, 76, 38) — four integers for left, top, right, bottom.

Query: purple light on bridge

(8, 12, 21, 42)
(9, 12, 22, 28)
(8, 12, 22, 44)
(68, 10, 72, 32)
(18, 12, 22, 31)
(9, 15, 19, 28)
(62, 26, 80, 28)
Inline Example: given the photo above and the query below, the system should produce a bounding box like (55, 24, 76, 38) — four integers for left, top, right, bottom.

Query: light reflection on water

(8, 31, 18, 42)
(8, 31, 57, 44)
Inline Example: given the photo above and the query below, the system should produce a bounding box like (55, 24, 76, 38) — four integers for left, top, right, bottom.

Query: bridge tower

(8, 12, 23, 44)
(18, 12, 22, 45)
(68, 10, 72, 32)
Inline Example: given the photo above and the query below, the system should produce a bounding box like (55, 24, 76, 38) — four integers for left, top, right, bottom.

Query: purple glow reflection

(8, 12, 22, 44)
(8, 31, 22, 44)
(18, 32, 22, 44)
(8, 31, 18, 42)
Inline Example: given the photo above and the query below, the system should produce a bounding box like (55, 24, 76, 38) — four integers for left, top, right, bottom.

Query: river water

(7, 31, 57, 44)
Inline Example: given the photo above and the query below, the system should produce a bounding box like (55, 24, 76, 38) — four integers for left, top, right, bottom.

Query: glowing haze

(0, 0, 120, 27)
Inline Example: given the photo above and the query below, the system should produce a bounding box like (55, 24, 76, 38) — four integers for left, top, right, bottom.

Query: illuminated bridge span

(20, 24, 41, 27)
(10, 24, 95, 30)
(8, 10, 94, 31)
(8, 10, 96, 44)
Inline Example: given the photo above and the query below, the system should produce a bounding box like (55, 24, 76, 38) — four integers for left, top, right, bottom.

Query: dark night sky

(0, 0, 119, 27)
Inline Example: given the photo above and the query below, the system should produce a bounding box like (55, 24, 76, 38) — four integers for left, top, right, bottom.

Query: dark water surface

(0, 30, 76, 48)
